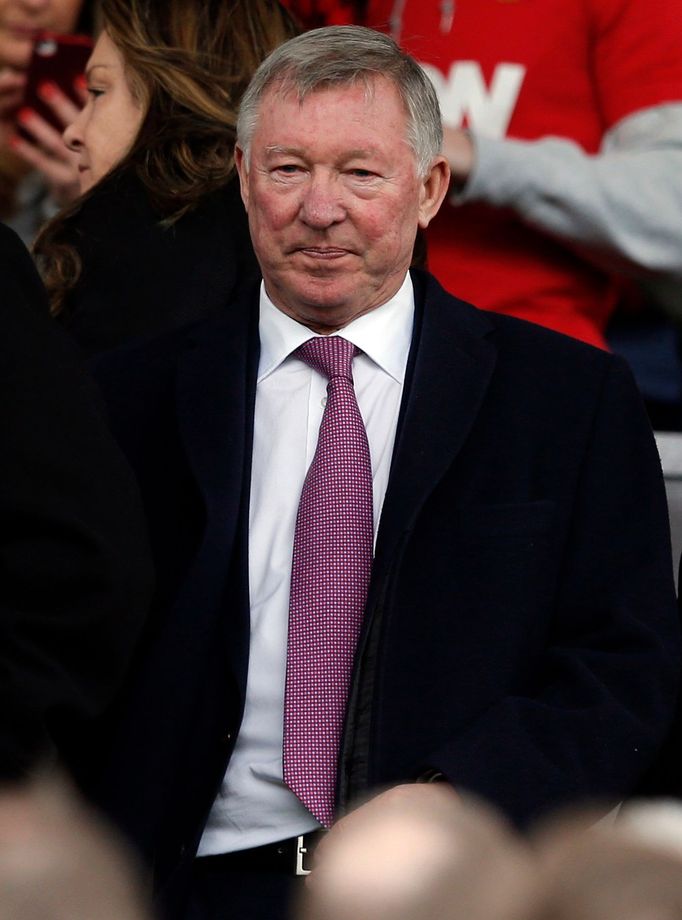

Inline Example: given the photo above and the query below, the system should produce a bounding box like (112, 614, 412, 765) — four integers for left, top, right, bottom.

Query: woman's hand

(0, 67, 27, 142)
(8, 79, 86, 207)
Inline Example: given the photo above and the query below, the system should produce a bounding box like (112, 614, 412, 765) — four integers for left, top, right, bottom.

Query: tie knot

(296, 336, 358, 381)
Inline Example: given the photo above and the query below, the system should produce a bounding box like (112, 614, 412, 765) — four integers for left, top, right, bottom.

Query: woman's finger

(38, 81, 83, 128)
(16, 107, 73, 159)
(9, 132, 81, 206)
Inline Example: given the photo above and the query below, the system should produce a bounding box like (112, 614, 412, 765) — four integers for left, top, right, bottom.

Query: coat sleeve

(456, 0, 682, 283)
(0, 225, 154, 778)
(463, 104, 682, 281)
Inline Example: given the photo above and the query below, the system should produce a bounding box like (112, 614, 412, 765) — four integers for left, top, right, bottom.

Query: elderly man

(87, 26, 680, 920)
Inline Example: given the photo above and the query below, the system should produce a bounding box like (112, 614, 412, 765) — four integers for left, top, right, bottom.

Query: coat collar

(173, 271, 497, 589)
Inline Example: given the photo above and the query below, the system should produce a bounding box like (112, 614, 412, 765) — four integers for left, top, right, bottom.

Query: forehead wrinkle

(268, 72, 379, 110)
(263, 144, 380, 160)
(264, 144, 303, 157)
(253, 80, 418, 174)
(262, 75, 413, 143)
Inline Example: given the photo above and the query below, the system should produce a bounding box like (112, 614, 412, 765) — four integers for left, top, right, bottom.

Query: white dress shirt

(197, 274, 414, 855)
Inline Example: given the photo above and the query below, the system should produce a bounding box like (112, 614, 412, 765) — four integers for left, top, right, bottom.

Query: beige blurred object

(617, 798, 682, 860)
(531, 807, 682, 920)
(297, 785, 541, 920)
(0, 774, 151, 920)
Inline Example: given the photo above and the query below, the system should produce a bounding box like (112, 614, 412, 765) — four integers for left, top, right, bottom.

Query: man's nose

(299, 175, 346, 228)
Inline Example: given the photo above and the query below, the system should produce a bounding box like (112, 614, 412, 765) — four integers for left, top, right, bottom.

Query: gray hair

(236, 25, 442, 179)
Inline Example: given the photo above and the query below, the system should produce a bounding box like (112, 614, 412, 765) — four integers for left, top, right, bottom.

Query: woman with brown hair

(33, 0, 297, 356)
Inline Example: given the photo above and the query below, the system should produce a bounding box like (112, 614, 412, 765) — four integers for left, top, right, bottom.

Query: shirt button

(321, 396, 328, 408)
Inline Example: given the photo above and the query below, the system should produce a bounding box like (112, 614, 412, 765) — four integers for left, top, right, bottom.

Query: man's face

(235, 77, 448, 332)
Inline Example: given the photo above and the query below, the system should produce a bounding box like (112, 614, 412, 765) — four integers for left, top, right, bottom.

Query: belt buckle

(295, 834, 312, 876)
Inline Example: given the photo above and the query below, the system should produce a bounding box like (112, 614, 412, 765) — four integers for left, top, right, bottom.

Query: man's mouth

(296, 247, 351, 259)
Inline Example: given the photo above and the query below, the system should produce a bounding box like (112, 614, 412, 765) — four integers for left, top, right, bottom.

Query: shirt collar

(257, 273, 414, 384)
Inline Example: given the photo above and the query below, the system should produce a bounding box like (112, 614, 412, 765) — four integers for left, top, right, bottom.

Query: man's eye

(348, 169, 376, 179)
(276, 164, 302, 174)
(87, 88, 104, 99)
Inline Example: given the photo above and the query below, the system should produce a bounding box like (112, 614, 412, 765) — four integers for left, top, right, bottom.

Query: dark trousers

(185, 859, 305, 920)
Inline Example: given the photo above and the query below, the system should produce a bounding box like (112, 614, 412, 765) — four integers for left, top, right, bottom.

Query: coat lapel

(372, 272, 498, 588)
(339, 272, 499, 804)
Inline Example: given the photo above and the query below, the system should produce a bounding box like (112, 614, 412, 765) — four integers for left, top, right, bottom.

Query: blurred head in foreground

(298, 787, 540, 920)
(0, 775, 150, 920)
(531, 805, 682, 920)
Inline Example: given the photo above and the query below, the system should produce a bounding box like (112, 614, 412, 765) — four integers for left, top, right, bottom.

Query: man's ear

(235, 145, 250, 212)
(417, 156, 450, 229)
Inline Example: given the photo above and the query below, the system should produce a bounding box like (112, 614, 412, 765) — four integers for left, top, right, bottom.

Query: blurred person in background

(285, 0, 682, 356)
(32, 0, 297, 357)
(0, 0, 96, 241)
(281, 0, 356, 26)
(0, 775, 151, 920)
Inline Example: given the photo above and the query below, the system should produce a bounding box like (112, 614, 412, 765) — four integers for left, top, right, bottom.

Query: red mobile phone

(20, 31, 93, 132)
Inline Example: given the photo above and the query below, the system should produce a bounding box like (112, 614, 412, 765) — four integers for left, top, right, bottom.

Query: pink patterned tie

(283, 336, 374, 828)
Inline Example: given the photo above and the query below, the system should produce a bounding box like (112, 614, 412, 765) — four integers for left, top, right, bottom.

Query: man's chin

(279, 275, 356, 312)
(272, 282, 363, 331)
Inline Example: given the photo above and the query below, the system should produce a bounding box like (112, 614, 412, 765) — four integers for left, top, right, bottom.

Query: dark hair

(75, 0, 99, 35)
(35, 0, 298, 314)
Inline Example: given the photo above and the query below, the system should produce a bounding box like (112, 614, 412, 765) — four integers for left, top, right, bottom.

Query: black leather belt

(196, 831, 325, 877)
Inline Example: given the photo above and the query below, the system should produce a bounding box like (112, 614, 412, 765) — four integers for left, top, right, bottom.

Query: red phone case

(20, 31, 93, 132)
